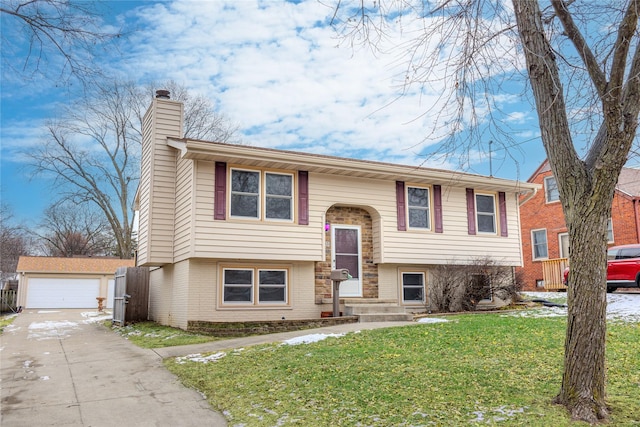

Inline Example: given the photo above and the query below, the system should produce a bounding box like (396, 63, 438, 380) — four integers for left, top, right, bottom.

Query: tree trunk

(511, 0, 616, 422)
(554, 199, 609, 422)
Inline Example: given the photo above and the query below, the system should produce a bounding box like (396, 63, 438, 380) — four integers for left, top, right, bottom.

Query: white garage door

(27, 278, 101, 308)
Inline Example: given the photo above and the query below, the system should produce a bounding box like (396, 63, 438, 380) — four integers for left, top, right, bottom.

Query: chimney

(155, 89, 170, 99)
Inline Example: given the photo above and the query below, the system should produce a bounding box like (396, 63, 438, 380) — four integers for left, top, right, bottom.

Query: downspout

(634, 198, 640, 243)
(518, 187, 538, 206)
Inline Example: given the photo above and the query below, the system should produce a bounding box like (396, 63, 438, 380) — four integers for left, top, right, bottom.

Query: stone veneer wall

(315, 206, 378, 300)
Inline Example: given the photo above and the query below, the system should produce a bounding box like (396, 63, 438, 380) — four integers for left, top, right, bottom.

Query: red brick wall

(518, 166, 640, 290)
(315, 206, 378, 300)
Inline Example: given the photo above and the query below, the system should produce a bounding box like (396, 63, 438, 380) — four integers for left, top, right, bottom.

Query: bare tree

(0, 204, 31, 283)
(1, 0, 122, 85)
(328, 0, 640, 422)
(35, 202, 113, 257)
(147, 80, 241, 143)
(25, 79, 240, 259)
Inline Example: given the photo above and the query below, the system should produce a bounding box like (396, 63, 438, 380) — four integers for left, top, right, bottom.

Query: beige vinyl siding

(309, 174, 392, 262)
(174, 157, 194, 261)
(192, 161, 323, 261)
(139, 99, 183, 266)
(185, 163, 524, 265)
(170, 260, 190, 329)
(377, 265, 403, 301)
(187, 260, 319, 322)
(136, 106, 154, 265)
(382, 187, 523, 266)
(148, 265, 173, 326)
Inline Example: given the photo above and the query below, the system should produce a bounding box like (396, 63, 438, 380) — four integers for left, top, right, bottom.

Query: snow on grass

(175, 352, 227, 364)
(281, 333, 346, 346)
(416, 317, 450, 324)
(509, 292, 640, 323)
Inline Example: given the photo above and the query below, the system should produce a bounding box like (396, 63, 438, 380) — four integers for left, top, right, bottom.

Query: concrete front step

(357, 313, 414, 322)
(344, 302, 414, 322)
(344, 304, 407, 315)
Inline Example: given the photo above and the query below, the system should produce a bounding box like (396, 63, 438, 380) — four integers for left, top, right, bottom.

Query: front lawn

(165, 314, 640, 426)
(110, 321, 221, 348)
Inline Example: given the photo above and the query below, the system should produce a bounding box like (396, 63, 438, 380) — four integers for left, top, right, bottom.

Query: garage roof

(17, 256, 135, 274)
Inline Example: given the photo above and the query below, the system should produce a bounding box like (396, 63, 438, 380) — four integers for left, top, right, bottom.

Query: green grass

(110, 321, 220, 348)
(164, 314, 640, 426)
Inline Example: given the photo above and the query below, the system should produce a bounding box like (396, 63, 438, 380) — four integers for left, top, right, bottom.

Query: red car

(563, 244, 640, 292)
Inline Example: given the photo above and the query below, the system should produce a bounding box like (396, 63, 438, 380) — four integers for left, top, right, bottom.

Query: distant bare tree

(145, 80, 241, 143)
(0, 204, 31, 283)
(36, 202, 112, 257)
(26, 79, 240, 258)
(1, 0, 122, 85)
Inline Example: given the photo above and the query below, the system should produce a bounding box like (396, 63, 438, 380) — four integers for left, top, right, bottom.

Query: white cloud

(112, 0, 493, 167)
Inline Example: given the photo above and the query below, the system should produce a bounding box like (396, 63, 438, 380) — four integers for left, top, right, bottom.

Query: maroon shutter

(396, 181, 406, 231)
(298, 171, 309, 225)
(214, 162, 227, 220)
(498, 191, 508, 237)
(433, 185, 443, 233)
(466, 188, 476, 235)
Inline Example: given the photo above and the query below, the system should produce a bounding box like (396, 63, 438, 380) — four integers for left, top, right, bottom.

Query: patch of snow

(417, 317, 449, 324)
(3, 324, 21, 335)
(175, 352, 227, 364)
(40, 376, 50, 381)
(27, 320, 79, 340)
(81, 311, 112, 323)
(514, 292, 640, 323)
(281, 333, 346, 346)
(37, 310, 61, 314)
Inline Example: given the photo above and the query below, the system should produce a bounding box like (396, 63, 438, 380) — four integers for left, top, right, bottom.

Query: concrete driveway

(0, 309, 227, 427)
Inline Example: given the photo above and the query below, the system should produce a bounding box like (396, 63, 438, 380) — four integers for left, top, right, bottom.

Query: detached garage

(16, 256, 135, 309)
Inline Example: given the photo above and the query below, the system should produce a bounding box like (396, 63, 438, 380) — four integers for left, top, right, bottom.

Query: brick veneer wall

(518, 167, 640, 291)
(315, 206, 378, 300)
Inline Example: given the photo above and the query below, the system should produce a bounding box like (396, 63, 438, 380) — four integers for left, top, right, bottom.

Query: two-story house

(518, 159, 640, 291)
(136, 92, 538, 329)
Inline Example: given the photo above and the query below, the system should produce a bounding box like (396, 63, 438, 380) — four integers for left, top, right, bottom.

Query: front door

(332, 225, 362, 297)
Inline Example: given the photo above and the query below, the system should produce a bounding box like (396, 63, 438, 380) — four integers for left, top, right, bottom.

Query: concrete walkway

(0, 309, 227, 427)
(1, 309, 416, 427)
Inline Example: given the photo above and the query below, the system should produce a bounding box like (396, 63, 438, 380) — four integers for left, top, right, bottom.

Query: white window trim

(531, 228, 549, 260)
(558, 232, 569, 259)
(229, 167, 295, 223)
(220, 265, 290, 307)
(406, 185, 431, 230)
(544, 176, 560, 203)
(607, 218, 614, 243)
(400, 270, 426, 305)
(472, 274, 493, 302)
(264, 171, 294, 222)
(475, 192, 497, 234)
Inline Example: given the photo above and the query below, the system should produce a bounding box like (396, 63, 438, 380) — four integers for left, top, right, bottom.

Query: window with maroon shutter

(214, 162, 227, 220)
(396, 181, 407, 231)
(498, 192, 508, 237)
(298, 171, 309, 225)
(466, 188, 476, 235)
(433, 185, 443, 233)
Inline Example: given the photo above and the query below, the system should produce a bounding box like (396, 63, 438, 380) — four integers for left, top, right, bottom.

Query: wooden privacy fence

(542, 258, 569, 291)
(113, 267, 149, 325)
(1, 290, 18, 313)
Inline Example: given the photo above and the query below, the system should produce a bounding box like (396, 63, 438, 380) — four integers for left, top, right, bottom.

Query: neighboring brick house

(518, 160, 640, 291)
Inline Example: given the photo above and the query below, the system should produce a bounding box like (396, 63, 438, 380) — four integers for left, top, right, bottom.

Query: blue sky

(1, 0, 549, 226)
